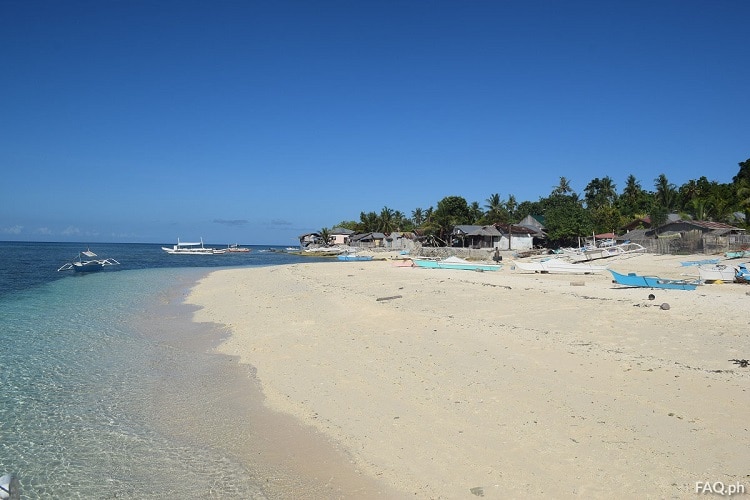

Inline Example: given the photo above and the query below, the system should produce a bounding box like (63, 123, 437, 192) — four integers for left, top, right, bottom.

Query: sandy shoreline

(187, 253, 749, 498)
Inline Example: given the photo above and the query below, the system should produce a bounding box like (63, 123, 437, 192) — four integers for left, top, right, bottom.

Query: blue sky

(2, 0, 748, 245)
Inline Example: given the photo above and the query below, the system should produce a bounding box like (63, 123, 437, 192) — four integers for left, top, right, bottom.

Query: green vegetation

(324, 158, 750, 247)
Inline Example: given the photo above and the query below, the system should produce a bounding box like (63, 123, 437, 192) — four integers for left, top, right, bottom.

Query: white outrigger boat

(513, 257, 608, 274)
(697, 264, 737, 283)
(563, 242, 645, 262)
(162, 238, 226, 255)
(57, 249, 120, 273)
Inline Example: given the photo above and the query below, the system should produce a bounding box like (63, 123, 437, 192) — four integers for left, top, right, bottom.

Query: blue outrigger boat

(337, 253, 373, 261)
(724, 249, 750, 259)
(680, 258, 720, 267)
(609, 270, 699, 290)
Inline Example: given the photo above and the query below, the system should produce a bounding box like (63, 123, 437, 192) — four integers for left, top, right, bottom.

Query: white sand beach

(187, 252, 749, 498)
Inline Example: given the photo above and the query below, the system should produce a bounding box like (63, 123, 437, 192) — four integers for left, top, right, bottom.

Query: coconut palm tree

(552, 176, 573, 196)
(654, 174, 677, 211)
(737, 178, 750, 227)
(318, 227, 331, 246)
(506, 194, 518, 220)
(378, 206, 396, 233)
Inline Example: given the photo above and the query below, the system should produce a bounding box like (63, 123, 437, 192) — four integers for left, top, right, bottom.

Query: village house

(450, 224, 535, 251)
(329, 227, 355, 245)
(350, 232, 386, 249)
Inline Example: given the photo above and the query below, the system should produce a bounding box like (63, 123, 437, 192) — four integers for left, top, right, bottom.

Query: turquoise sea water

(0, 242, 328, 498)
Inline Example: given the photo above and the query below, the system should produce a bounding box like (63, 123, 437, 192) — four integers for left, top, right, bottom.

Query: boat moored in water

(226, 243, 251, 253)
(162, 238, 226, 255)
(57, 249, 120, 273)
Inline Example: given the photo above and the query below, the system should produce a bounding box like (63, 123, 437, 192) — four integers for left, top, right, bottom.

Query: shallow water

(0, 242, 334, 498)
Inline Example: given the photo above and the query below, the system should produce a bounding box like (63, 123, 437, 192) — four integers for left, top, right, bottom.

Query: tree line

(322, 158, 750, 247)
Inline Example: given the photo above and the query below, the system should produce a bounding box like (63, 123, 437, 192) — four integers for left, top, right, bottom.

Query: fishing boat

(513, 258, 607, 274)
(391, 258, 414, 267)
(609, 270, 699, 290)
(680, 258, 720, 266)
(226, 243, 251, 253)
(57, 249, 120, 273)
(565, 242, 646, 262)
(735, 263, 750, 283)
(724, 249, 750, 259)
(412, 256, 502, 271)
(698, 264, 737, 283)
(162, 238, 226, 255)
(337, 253, 373, 261)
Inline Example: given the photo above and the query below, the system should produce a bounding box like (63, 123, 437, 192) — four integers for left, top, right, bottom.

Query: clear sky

(2, 0, 748, 245)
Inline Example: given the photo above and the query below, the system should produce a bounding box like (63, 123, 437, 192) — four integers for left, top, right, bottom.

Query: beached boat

(680, 258, 720, 267)
(226, 243, 251, 253)
(513, 258, 607, 274)
(566, 242, 646, 262)
(162, 238, 226, 255)
(724, 249, 750, 259)
(391, 258, 414, 267)
(57, 249, 120, 273)
(412, 256, 502, 271)
(609, 270, 699, 290)
(303, 246, 346, 255)
(337, 253, 373, 261)
(698, 264, 737, 283)
(735, 263, 750, 283)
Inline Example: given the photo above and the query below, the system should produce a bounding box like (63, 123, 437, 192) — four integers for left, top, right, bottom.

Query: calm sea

(0, 242, 329, 498)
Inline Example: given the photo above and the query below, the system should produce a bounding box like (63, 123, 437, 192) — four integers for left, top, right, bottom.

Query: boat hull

(412, 258, 501, 271)
(698, 265, 736, 283)
(337, 255, 373, 261)
(72, 262, 106, 272)
(513, 258, 607, 274)
(609, 270, 698, 290)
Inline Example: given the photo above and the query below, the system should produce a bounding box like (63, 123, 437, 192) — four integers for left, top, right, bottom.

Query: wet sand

(134, 271, 397, 499)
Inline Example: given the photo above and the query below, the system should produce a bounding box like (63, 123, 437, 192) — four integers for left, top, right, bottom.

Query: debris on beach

(729, 359, 749, 368)
(376, 295, 403, 302)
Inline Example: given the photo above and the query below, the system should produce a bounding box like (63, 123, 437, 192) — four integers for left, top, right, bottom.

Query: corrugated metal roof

(452, 225, 502, 236)
(662, 219, 743, 231)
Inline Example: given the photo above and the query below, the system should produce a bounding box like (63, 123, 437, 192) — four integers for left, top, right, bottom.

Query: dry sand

(187, 252, 749, 498)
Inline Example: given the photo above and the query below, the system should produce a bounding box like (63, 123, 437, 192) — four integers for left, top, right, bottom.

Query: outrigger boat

(412, 256, 502, 271)
(513, 258, 607, 274)
(226, 243, 251, 253)
(680, 258, 720, 267)
(337, 253, 373, 261)
(698, 264, 737, 283)
(564, 242, 646, 262)
(609, 269, 699, 290)
(57, 249, 120, 273)
(724, 249, 750, 259)
(736, 263, 750, 283)
(162, 238, 226, 255)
